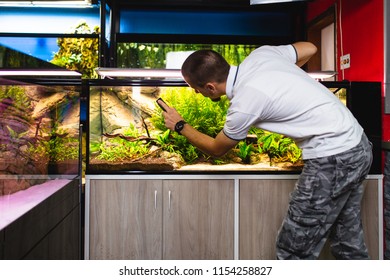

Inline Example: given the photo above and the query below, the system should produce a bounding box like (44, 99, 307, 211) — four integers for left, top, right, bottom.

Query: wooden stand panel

(89, 179, 163, 259)
(163, 180, 234, 260)
(240, 178, 380, 259)
(239, 179, 295, 259)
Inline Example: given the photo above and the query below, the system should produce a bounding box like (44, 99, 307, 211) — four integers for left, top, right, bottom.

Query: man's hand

(157, 99, 185, 131)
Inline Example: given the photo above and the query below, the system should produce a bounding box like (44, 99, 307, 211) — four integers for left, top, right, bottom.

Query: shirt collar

(226, 65, 238, 99)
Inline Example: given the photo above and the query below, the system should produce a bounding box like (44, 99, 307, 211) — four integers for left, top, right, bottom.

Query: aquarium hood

(96, 67, 334, 81)
(96, 68, 183, 79)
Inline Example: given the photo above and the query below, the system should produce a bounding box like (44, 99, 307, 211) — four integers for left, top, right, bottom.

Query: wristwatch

(174, 120, 186, 135)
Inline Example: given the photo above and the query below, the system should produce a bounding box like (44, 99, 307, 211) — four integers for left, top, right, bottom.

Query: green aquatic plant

(28, 125, 79, 162)
(0, 86, 31, 109)
(117, 42, 257, 68)
(94, 122, 154, 161)
(96, 137, 150, 161)
(256, 130, 302, 164)
(155, 129, 176, 153)
(236, 141, 253, 164)
(51, 21, 99, 79)
(150, 87, 229, 162)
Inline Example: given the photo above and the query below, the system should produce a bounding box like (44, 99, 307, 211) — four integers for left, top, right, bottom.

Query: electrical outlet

(340, 54, 350, 69)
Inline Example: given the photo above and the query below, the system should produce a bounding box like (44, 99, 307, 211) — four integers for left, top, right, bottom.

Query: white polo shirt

(223, 44, 363, 159)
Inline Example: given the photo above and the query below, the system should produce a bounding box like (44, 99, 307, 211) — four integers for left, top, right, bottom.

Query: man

(157, 42, 373, 259)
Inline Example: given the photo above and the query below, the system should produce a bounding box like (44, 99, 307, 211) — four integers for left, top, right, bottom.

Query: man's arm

(292, 42, 317, 67)
(157, 99, 238, 157)
(180, 125, 238, 157)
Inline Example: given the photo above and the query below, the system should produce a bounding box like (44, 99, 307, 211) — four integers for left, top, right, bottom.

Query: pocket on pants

(277, 209, 325, 256)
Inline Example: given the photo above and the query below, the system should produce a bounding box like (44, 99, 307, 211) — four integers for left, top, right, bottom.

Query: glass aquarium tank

(86, 79, 382, 174)
(86, 78, 303, 174)
(0, 75, 81, 196)
(117, 42, 258, 69)
(322, 81, 382, 174)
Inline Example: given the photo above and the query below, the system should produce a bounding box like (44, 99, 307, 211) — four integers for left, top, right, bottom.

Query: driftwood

(103, 132, 155, 143)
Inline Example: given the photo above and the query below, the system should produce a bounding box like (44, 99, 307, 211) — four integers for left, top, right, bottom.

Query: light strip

(0, 70, 82, 77)
(0, 0, 92, 7)
(307, 71, 337, 80)
(96, 68, 183, 79)
(250, 0, 307, 4)
(96, 68, 335, 81)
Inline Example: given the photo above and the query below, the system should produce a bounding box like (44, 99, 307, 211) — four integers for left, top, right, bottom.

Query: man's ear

(205, 82, 216, 92)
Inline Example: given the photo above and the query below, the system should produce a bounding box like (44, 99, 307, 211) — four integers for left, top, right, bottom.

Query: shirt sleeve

(223, 110, 256, 141)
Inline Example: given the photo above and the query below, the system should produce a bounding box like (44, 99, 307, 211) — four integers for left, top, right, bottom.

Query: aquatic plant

(117, 42, 257, 68)
(28, 124, 79, 162)
(0, 86, 30, 109)
(236, 141, 253, 164)
(150, 87, 229, 162)
(155, 129, 175, 153)
(51, 21, 99, 79)
(95, 122, 151, 161)
(256, 130, 302, 164)
(96, 137, 150, 161)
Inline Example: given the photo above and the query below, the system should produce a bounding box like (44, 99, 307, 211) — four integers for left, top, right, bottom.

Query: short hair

(181, 50, 230, 87)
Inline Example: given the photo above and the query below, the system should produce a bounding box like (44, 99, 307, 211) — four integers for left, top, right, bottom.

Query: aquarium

(322, 81, 382, 174)
(86, 79, 382, 174)
(0, 76, 81, 196)
(116, 41, 259, 69)
(86, 78, 303, 174)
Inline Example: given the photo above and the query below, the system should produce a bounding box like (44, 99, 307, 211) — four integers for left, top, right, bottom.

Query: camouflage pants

(276, 133, 373, 259)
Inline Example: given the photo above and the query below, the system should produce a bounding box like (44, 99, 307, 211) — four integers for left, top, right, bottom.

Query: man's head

(181, 50, 230, 101)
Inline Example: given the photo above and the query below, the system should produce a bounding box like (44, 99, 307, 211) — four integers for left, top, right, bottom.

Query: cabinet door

(360, 179, 380, 259)
(89, 179, 163, 259)
(163, 180, 234, 259)
(239, 179, 296, 259)
(240, 179, 380, 260)
(319, 178, 380, 259)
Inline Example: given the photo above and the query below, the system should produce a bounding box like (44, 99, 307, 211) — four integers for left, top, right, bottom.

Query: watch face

(175, 120, 186, 134)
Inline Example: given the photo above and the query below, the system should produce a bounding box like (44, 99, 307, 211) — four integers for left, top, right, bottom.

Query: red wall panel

(308, 0, 389, 143)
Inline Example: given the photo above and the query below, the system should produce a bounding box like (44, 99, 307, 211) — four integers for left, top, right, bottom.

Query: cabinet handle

(154, 190, 157, 210)
(168, 190, 172, 210)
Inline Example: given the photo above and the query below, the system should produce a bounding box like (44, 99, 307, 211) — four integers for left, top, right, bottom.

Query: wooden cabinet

(89, 180, 162, 259)
(239, 178, 381, 259)
(1, 179, 81, 260)
(86, 175, 382, 260)
(239, 179, 295, 259)
(87, 178, 234, 260)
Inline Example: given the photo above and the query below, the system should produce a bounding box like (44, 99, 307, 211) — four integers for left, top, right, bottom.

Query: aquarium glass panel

(0, 34, 99, 78)
(87, 80, 303, 174)
(329, 87, 347, 106)
(117, 42, 259, 69)
(0, 78, 81, 196)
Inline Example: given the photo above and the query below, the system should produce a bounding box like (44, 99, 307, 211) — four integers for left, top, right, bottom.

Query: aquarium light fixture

(95, 68, 335, 81)
(0, 0, 93, 8)
(0, 69, 82, 77)
(307, 71, 337, 81)
(250, 0, 308, 4)
(96, 68, 184, 79)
